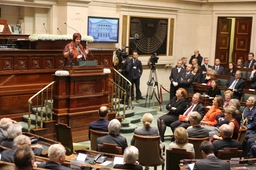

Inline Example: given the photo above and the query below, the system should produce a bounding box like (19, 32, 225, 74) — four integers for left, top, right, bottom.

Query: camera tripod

(144, 64, 161, 109)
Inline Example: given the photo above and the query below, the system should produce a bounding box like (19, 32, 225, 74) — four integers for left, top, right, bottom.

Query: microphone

(64, 22, 79, 33)
(57, 28, 63, 35)
(43, 23, 47, 34)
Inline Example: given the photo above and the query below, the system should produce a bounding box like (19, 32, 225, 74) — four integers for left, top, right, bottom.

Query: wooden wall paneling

(168, 18, 174, 56)
(122, 15, 128, 47)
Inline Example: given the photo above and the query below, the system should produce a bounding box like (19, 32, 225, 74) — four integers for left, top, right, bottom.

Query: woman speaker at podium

(63, 33, 89, 66)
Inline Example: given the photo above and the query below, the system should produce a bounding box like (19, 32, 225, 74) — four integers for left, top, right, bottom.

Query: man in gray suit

(212, 58, 224, 75)
(193, 141, 230, 170)
(187, 111, 209, 138)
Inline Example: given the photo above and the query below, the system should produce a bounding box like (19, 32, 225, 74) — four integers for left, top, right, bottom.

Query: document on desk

(100, 161, 112, 166)
(113, 157, 124, 165)
(188, 163, 195, 170)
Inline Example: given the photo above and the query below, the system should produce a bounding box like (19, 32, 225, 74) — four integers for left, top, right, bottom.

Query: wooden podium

(52, 65, 110, 142)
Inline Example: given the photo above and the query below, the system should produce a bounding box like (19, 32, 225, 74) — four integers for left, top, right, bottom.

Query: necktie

(184, 104, 194, 116)
(229, 79, 238, 89)
(248, 60, 252, 68)
(216, 66, 219, 71)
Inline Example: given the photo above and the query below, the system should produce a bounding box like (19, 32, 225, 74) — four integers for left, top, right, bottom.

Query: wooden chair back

(90, 129, 108, 150)
(166, 148, 193, 170)
(97, 142, 122, 155)
(237, 125, 247, 144)
(55, 123, 73, 155)
(217, 148, 243, 160)
(188, 137, 209, 159)
(133, 134, 164, 170)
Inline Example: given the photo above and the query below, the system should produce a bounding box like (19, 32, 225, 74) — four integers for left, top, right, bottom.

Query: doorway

(215, 17, 252, 68)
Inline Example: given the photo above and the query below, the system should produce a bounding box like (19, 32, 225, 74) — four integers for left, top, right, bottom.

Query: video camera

(115, 46, 129, 63)
(149, 53, 159, 64)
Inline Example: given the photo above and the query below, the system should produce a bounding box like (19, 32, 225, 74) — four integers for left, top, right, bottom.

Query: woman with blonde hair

(169, 127, 195, 158)
(131, 113, 158, 145)
(223, 90, 233, 108)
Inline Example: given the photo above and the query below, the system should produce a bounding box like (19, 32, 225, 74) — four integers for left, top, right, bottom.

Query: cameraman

(132, 50, 143, 103)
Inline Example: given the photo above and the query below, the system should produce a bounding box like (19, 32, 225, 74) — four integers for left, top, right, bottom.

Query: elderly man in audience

(1, 123, 22, 148)
(37, 143, 70, 170)
(88, 105, 109, 139)
(193, 141, 230, 170)
(14, 144, 35, 170)
(187, 111, 209, 138)
(1, 135, 42, 163)
(131, 113, 158, 145)
(212, 124, 242, 156)
(225, 70, 245, 100)
(96, 119, 128, 153)
(113, 146, 142, 170)
(0, 118, 17, 143)
(170, 93, 205, 132)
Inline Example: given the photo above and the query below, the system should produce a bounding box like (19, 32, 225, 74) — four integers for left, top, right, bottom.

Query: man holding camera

(131, 50, 143, 103)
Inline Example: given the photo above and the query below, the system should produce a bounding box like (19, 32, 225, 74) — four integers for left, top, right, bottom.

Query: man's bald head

(219, 124, 233, 138)
(99, 106, 108, 118)
(0, 118, 15, 130)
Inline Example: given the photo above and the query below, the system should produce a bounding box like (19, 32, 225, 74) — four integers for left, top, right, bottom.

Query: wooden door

(232, 17, 252, 64)
(215, 18, 232, 68)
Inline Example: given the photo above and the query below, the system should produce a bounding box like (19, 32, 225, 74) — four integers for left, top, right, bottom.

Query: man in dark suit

(169, 59, 185, 100)
(187, 111, 209, 138)
(1, 135, 42, 163)
(97, 119, 128, 153)
(201, 57, 212, 75)
(37, 144, 71, 170)
(212, 58, 224, 75)
(1, 123, 22, 149)
(212, 124, 242, 156)
(14, 144, 34, 170)
(131, 50, 143, 103)
(170, 93, 205, 131)
(177, 64, 194, 94)
(243, 52, 256, 68)
(189, 50, 203, 66)
(88, 106, 109, 140)
(225, 70, 245, 100)
(193, 141, 230, 170)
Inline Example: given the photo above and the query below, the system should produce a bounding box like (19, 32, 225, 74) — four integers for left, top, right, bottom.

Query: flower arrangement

(29, 34, 94, 42)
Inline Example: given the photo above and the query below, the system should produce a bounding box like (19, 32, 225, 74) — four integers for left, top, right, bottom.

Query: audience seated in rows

(201, 68, 217, 85)
(193, 141, 230, 170)
(169, 127, 195, 158)
(88, 106, 109, 140)
(131, 113, 158, 145)
(113, 146, 142, 170)
(1, 123, 22, 148)
(207, 79, 221, 97)
(170, 93, 205, 132)
(14, 144, 34, 170)
(200, 95, 223, 137)
(37, 143, 71, 170)
(157, 88, 187, 142)
(187, 111, 209, 138)
(0, 118, 17, 143)
(225, 70, 245, 100)
(1, 135, 42, 163)
(96, 119, 128, 153)
(212, 124, 242, 156)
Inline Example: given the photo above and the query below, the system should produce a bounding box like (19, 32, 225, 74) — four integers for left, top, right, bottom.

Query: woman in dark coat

(157, 88, 187, 142)
(207, 79, 221, 97)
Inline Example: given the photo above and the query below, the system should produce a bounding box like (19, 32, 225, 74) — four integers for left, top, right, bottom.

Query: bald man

(88, 106, 109, 139)
(0, 118, 17, 143)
